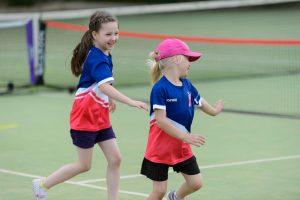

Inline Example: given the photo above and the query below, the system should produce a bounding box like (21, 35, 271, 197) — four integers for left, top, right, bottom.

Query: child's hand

(214, 100, 224, 115)
(109, 98, 116, 113)
(183, 134, 205, 147)
(132, 100, 149, 111)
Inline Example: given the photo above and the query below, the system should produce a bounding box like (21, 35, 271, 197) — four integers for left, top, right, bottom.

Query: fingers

(215, 100, 224, 113)
(109, 102, 116, 112)
(195, 135, 205, 145)
(141, 105, 149, 111)
(216, 100, 224, 107)
(110, 105, 116, 112)
(143, 103, 149, 111)
(198, 136, 206, 145)
(190, 135, 205, 147)
(217, 100, 224, 107)
(193, 143, 201, 147)
(135, 101, 149, 111)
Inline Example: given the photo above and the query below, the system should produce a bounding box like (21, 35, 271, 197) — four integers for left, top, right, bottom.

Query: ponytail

(151, 62, 161, 84)
(71, 30, 93, 77)
(148, 51, 162, 84)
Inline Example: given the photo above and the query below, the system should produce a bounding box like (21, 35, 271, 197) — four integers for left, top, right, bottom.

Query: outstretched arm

(200, 98, 224, 116)
(99, 82, 148, 111)
(154, 109, 205, 147)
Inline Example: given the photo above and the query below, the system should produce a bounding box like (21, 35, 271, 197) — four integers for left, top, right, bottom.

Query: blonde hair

(147, 52, 185, 84)
(147, 51, 161, 84)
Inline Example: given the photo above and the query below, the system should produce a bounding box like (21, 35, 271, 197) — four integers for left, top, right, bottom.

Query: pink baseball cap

(155, 38, 202, 62)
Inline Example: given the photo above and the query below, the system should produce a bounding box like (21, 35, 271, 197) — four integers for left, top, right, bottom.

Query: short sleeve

(90, 62, 114, 86)
(190, 84, 202, 107)
(151, 86, 166, 110)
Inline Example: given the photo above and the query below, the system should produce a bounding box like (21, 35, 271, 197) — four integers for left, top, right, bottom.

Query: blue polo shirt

(77, 46, 113, 88)
(69, 46, 114, 132)
(150, 76, 202, 132)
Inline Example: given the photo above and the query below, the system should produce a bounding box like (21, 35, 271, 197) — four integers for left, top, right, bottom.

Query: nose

(112, 35, 118, 42)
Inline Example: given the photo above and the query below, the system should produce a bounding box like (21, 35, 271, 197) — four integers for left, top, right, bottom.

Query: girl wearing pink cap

(141, 38, 224, 200)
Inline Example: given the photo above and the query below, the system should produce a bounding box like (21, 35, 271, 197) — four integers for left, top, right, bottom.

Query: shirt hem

(145, 154, 194, 166)
(70, 124, 112, 132)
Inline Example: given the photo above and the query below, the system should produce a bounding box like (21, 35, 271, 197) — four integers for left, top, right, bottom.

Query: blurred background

(0, 0, 299, 199)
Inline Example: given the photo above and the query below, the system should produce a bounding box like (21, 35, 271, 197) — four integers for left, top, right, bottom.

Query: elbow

(202, 108, 217, 116)
(98, 84, 106, 93)
(210, 112, 217, 116)
(155, 118, 165, 128)
(98, 83, 111, 95)
(98, 84, 104, 93)
(208, 108, 218, 116)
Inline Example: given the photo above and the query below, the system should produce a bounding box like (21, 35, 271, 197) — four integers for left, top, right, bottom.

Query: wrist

(128, 99, 136, 107)
(181, 134, 189, 142)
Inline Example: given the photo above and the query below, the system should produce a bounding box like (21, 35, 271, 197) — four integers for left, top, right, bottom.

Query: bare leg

(176, 173, 202, 199)
(147, 180, 168, 200)
(98, 139, 122, 200)
(43, 147, 93, 189)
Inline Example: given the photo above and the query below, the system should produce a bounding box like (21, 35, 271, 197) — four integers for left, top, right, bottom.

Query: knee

(188, 180, 203, 191)
(78, 163, 91, 173)
(108, 154, 122, 168)
(153, 188, 167, 199)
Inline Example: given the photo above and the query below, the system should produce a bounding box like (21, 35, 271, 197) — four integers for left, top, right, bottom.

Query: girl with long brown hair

(32, 11, 148, 200)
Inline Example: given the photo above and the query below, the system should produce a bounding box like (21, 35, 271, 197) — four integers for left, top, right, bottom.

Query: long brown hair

(71, 11, 118, 77)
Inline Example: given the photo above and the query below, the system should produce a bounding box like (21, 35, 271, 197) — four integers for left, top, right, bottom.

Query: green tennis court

(1, 3, 300, 200)
(1, 75, 300, 199)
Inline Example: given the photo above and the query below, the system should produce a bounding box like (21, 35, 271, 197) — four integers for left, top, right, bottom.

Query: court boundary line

(1, 154, 299, 198)
(76, 154, 300, 184)
(0, 168, 148, 198)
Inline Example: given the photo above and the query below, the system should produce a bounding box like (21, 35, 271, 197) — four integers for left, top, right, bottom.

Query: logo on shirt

(188, 92, 192, 107)
(166, 98, 178, 102)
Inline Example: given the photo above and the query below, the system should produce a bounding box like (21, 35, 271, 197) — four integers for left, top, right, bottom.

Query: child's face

(92, 21, 119, 53)
(178, 56, 191, 78)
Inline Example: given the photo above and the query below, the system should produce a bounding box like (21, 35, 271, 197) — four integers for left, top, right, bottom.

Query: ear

(91, 31, 97, 40)
(174, 55, 183, 66)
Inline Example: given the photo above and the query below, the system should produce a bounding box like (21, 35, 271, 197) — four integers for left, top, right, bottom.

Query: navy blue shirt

(78, 46, 113, 88)
(150, 76, 202, 132)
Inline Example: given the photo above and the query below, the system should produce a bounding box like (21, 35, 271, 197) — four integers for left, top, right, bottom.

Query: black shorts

(140, 156, 200, 181)
(70, 127, 116, 149)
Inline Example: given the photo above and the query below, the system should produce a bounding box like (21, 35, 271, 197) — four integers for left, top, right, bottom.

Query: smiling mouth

(107, 41, 115, 45)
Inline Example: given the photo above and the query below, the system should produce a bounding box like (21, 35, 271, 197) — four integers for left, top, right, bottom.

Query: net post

(25, 19, 36, 85)
(32, 14, 41, 85)
(25, 14, 45, 85)
(35, 20, 46, 85)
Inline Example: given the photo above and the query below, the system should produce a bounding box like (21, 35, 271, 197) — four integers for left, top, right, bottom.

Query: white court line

(77, 154, 300, 184)
(0, 168, 148, 198)
(78, 174, 143, 184)
(1, 154, 299, 198)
